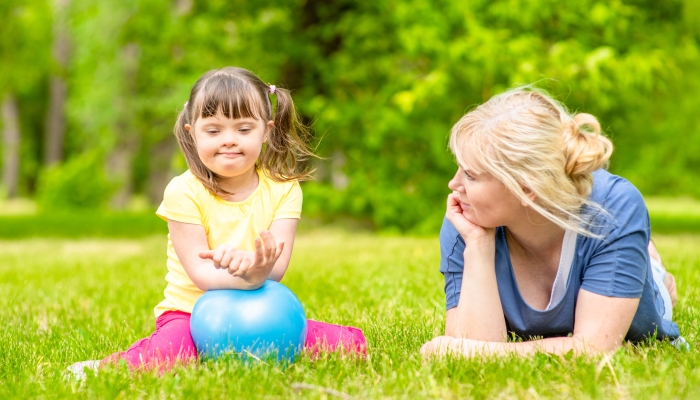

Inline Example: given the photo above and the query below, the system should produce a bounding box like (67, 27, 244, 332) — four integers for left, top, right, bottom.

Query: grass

(646, 197, 700, 234)
(0, 212, 167, 238)
(1, 222, 700, 399)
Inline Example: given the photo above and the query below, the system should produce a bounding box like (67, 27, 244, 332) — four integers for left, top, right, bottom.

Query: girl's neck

(217, 167, 260, 202)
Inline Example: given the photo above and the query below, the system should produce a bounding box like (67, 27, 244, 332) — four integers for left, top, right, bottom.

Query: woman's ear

(185, 124, 192, 133)
(520, 186, 537, 207)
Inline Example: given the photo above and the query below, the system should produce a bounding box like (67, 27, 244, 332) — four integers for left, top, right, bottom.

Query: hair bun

(562, 113, 613, 196)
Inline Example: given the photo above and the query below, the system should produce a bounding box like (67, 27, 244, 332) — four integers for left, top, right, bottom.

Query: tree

(0, 0, 51, 198)
(43, 0, 71, 166)
(1, 95, 20, 198)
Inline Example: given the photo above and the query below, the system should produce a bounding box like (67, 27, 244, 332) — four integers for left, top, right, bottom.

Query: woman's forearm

(451, 335, 615, 358)
(447, 238, 507, 341)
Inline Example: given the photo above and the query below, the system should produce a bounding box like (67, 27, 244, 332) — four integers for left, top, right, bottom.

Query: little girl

(69, 67, 365, 376)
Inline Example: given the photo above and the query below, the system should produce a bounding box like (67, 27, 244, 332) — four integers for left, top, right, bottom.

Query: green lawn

(1, 226, 699, 398)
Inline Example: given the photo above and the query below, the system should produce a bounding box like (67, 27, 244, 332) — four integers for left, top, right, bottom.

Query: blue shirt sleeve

(581, 178, 650, 298)
(439, 217, 466, 310)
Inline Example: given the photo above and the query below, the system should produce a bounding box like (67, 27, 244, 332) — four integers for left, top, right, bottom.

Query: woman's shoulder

(590, 170, 645, 211)
(587, 169, 649, 236)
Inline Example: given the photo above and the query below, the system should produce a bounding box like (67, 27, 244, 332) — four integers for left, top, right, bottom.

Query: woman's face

(447, 163, 524, 229)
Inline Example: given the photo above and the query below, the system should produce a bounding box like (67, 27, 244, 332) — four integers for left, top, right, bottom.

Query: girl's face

(186, 112, 273, 180)
(448, 163, 524, 228)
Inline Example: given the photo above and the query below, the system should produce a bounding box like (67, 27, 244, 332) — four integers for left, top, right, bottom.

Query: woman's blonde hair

(174, 67, 315, 195)
(449, 86, 613, 236)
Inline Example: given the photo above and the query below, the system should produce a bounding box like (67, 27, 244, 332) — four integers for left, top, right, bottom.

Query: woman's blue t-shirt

(439, 170, 680, 341)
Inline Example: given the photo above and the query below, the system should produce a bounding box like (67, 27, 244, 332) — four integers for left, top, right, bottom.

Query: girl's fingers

(227, 252, 243, 275)
(254, 237, 264, 264)
(262, 231, 276, 259)
(255, 231, 275, 265)
(212, 247, 226, 269)
(227, 260, 240, 275)
(232, 257, 251, 277)
(274, 241, 285, 260)
(220, 250, 235, 270)
(199, 250, 214, 260)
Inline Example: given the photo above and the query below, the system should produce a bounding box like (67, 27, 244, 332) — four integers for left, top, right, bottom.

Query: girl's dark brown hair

(174, 67, 315, 195)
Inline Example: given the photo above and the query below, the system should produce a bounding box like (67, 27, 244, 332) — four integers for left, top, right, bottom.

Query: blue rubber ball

(190, 280, 307, 362)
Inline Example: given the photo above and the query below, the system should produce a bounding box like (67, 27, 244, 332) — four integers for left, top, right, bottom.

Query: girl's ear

(520, 186, 537, 207)
(185, 123, 196, 140)
(265, 120, 274, 143)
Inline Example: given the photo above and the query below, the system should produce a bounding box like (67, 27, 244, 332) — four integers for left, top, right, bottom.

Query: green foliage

(36, 152, 115, 211)
(294, 0, 700, 232)
(0, 0, 51, 93)
(2, 0, 700, 230)
(1, 231, 699, 398)
(0, 212, 165, 238)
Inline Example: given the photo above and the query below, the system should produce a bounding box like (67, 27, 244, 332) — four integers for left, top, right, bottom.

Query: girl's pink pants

(103, 311, 366, 370)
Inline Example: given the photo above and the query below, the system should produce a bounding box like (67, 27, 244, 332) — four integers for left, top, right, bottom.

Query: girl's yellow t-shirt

(153, 169, 302, 317)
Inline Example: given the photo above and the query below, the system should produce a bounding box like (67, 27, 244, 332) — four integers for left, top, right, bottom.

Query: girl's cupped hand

(198, 230, 284, 280)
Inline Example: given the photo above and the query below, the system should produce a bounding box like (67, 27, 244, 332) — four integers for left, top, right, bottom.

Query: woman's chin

(464, 214, 495, 229)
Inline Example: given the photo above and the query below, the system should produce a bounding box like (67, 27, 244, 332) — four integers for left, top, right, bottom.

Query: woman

(421, 87, 682, 357)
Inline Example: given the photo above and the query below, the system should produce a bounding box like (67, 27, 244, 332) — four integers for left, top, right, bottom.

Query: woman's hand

(199, 230, 284, 281)
(420, 336, 459, 358)
(420, 336, 489, 358)
(446, 191, 494, 242)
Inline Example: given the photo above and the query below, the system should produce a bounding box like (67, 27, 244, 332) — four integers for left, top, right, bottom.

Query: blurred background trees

(1, 0, 699, 232)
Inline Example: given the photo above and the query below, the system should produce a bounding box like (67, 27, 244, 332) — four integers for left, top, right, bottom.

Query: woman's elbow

(571, 334, 623, 355)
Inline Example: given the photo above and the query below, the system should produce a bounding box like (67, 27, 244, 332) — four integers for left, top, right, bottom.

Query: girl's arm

(266, 218, 299, 282)
(168, 219, 294, 290)
(424, 289, 640, 357)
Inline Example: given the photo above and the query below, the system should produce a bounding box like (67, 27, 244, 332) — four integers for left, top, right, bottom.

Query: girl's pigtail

(260, 87, 316, 182)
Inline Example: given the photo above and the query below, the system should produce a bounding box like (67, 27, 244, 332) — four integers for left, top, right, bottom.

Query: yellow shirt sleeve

(273, 180, 303, 220)
(156, 173, 204, 225)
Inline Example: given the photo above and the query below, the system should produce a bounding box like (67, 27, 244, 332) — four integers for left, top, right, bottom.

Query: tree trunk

(43, 0, 70, 166)
(142, 0, 191, 206)
(106, 144, 135, 208)
(1, 93, 21, 198)
(147, 138, 176, 205)
(107, 43, 140, 209)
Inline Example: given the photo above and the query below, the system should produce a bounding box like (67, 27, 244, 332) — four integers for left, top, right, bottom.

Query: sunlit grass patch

(0, 230, 699, 398)
(647, 197, 700, 233)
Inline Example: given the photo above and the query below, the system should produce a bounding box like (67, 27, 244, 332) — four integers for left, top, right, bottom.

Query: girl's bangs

(194, 74, 268, 121)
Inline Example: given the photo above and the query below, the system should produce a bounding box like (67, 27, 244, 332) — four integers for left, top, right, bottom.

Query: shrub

(36, 151, 115, 211)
